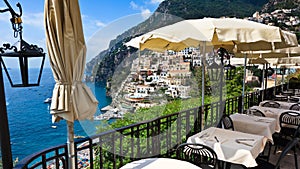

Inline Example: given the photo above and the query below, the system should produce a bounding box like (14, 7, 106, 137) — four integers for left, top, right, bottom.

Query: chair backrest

(279, 111, 300, 137)
(176, 143, 218, 169)
(289, 97, 299, 103)
(248, 109, 265, 117)
(274, 138, 299, 169)
(261, 101, 280, 108)
(218, 114, 234, 131)
(290, 104, 300, 111)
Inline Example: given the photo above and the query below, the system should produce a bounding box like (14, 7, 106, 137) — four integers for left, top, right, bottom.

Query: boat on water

(44, 97, 52, 103)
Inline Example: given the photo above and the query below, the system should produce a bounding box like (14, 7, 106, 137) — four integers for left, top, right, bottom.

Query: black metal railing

(14, 85, 285, 169)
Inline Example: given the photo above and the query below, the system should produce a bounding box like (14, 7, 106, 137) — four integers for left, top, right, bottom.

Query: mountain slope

(86, 0, 297, 83)
(156, 0, 268, 19)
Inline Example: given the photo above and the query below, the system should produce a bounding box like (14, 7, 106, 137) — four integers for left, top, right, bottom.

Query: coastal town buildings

(108, 47, 203, 114)
(248, 8, 300, 32)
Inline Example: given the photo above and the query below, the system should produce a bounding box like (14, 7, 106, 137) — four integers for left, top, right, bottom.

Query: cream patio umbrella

(126, 18, 298, 117)
(44, 0, 98, 168)
(127, 18, 298, 52)
(236, 47, 300, 98)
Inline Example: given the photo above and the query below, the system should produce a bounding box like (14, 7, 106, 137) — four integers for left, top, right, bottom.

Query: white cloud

(129, 1, 152, 19)
(0, 12, 10, 22)
(86, 14, 147, 62)
(130, 1, 139, 9)
(22, 12, 44, 28)
(81, 15, 108, 40)
(141, 8, 151, 19)
(149, 0, 165, 4)
(95, 20, 106, 27)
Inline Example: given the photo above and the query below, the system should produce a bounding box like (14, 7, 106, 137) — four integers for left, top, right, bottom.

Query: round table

(120, 158, 202, 169)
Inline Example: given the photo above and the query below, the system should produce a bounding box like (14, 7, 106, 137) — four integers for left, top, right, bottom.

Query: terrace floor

(231, 143, 300, 169)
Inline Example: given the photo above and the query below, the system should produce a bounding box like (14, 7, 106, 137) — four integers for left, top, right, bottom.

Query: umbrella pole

(262, 64, 265, 100)
(242, 53, 247, 113)
(67, 121, 75, 169)
(281, 70, 284, 91)
(274, 65, 277, 96)
(287, 68, 290, 90)
(201, 43, 206, 129)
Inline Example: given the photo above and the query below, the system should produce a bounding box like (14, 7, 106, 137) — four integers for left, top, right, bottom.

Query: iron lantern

(0, 39, 45, 87)
(207, 60, 222, 81)
(207, 47, 235, 81)
(0, 1, 45, 168)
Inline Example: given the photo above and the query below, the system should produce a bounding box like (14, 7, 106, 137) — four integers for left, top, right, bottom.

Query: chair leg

(294, 147, 298, 169)
(267, 143, 272, 162)
(273, 144, 278, 154)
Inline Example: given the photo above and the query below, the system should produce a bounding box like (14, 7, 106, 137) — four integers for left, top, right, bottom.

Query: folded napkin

(235, 139, 256, 147)
(264, 110, 274, 115)
(213, 136, 227, 144)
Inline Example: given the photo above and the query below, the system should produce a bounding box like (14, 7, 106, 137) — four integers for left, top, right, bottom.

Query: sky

(0, 0, 164, 67)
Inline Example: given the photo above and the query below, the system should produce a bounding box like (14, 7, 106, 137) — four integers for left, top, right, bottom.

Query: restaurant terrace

(1, 0, 300, 169)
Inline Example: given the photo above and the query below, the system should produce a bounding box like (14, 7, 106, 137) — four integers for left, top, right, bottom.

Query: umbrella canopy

(127, 18, 298, 52)
(248, 57, 269, 64)
(235, 46, 300, 59)
(44, 0, 98, 123)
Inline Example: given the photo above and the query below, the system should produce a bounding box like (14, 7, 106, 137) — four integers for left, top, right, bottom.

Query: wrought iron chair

(290, 104, 300, 111)
(280, 111, 300, 137)
(289, 97, 299, 103)
(247, 109, 265, 117)
(273, 112, 300, 154)
(217, 114, 234, 131)
(261, 101, 280, 108)
(253, 138, 299, 169)
(176, 143, 218, 169)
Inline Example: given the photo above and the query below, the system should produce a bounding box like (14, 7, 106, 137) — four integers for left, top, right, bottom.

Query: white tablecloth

(120, 158, 202, 169)
(187, 127, 266, 168)
(230, 113, 276, 143)
(250, 106, 300, 132)
(259, 100, 298, 110)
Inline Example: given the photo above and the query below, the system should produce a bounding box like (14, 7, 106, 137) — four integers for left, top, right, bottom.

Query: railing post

(238, 95, 243, 113)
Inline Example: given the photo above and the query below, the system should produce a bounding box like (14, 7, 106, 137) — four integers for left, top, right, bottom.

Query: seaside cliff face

(86, 0, 299, 83)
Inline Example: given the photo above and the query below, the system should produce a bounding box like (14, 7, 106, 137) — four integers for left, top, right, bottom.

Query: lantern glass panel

(207, 62, 222, 81)
(0, 55, 45, 87)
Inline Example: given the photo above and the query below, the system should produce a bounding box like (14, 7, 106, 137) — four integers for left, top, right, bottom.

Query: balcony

(13, 84, 299, 169)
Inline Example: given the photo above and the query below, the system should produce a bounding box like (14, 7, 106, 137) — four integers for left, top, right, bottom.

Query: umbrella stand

(241, 53, 248, 113)
(274, 65, 277, 96)
(67, 121, 75, 169)
(282, 70, 284, 91)
(261, 64, 265, 100)
(201, 43, 206, 129)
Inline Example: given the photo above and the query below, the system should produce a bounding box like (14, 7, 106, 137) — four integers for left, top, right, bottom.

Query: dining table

(281, 91, 294, 96)
(249, 105, 300, 132)
(119, 158, 202, 169)
(187, 127, 267, 168)
(274, 95, 288, 101)
(259, 100, 298, 110)
(230, 113, 276, 143)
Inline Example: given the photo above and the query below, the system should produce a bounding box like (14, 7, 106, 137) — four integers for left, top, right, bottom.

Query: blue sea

(3, 68, 111, 160)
